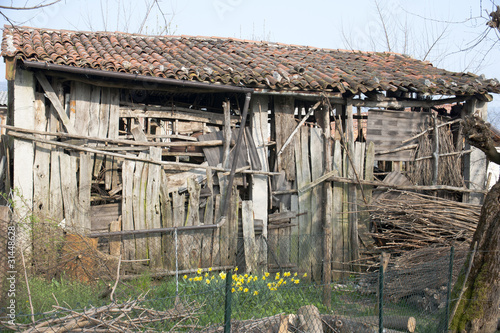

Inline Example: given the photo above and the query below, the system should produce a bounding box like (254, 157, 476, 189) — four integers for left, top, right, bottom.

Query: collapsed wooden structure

(2, 26, 500, 281)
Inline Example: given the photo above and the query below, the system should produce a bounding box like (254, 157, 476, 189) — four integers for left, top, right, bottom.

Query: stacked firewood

(368, 190, 480, 252)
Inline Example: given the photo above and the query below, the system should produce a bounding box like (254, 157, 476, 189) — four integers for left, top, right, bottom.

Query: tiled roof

(2, 25, 500, 95)
(0, 91, 7, 106)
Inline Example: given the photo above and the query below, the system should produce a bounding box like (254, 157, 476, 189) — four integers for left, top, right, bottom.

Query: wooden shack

(2, 26, 499, 280)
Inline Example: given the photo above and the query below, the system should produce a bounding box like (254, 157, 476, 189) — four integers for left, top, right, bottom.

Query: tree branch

(0, 0, 61, 10)
(462, 115, 500, 165)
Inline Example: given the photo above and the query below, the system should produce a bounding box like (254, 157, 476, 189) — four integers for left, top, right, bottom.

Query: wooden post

(109, 217, 122, 257)
(78, 152, 92, 234)
(332, 140, 344, 279)
(13, 68, 35, 258)
(250, 95, 269, 272)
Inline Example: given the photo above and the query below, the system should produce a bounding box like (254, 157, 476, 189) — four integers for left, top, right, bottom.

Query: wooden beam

(34, 72, 75, 134)
(350, 96, 470, 108)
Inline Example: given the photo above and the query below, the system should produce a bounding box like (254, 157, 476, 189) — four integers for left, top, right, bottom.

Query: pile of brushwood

(1, 293, 201, 333)
(368, 190, 480, 252)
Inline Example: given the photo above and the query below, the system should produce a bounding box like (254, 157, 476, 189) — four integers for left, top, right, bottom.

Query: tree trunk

(448, 116, 500, 333)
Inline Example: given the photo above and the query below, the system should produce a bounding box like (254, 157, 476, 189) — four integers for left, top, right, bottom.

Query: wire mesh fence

(0, 231, 495, 332)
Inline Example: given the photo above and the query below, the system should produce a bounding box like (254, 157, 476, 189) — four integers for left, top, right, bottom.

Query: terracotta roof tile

(3, 25, 500, 95)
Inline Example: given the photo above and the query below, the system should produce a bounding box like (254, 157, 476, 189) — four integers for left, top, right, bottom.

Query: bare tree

(0, 0, 62, 27)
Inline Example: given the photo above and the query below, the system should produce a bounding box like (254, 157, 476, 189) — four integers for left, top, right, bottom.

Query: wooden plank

(202, 168, 214, 266)
(274, 96, 296, 181)
(331, 140, 343, 280)
(49, 149, 64, 223)
(242, 201, 257, 273)
(147, 147, 163, 270)
(13, 69, 35, 256)
(109, 218, 121, 257)
(321, 104, 333, 300)
(278, 202, 290, 267)
(250, 95, 269, 272)
(32, 93, 50, 220)
(90, 203, 121, 232)
(72, 82, 91, 136)
(105, 89, 120, 190)
(121, 159, 136, 261)
(222, 100, 231, 168)
(212, 194, 222, 267)
(78, 152, 92, 234)
(60, 152, 78, 233)
(295, 126, 312, 276)
(160, 171, 174, 270)
(94, 87, 110, 177)
(88, 86, 101, 138)
(228, 186, 239, 267)
(184, 176, 201, 270)
(133, 153, 148, 262)
(34, 72, 75, 134)
(346, 103, 359, 272)
(172, 191, 187, 269)
(289, 195, 299, 265)
(310, 127, 324, 281)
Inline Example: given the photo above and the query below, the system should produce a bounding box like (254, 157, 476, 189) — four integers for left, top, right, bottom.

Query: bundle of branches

(359, 244, 469, 311)
(369, 190, 480, 252)
(408, 121, 464, 190)
(1, 294, 201, 333)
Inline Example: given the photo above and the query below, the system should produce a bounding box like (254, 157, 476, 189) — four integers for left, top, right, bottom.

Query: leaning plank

(147, 147, 163, 270)
(78, 152, 92, 234)
(121, 159, 136, 262)
(60, 152, 78, 233)
(310, 127, 324, 281)
(34, 72, 75, 134)
(32, 93, 50, 220)
(274, 95, 296, 181)
(94, 87, 110, 177)
(109, 218, 121, 257)
(242, 201, 257, 273)
(172, 191, 187, 269)
(185, 176, 201, 269)
(295, 126, 312, 276)
(160, 172, 174, 270)
(202, 168, 214, 266)
(49, 149, 64, 223)
(105, 89, 120, 190)
(331, 140, 343, 279)
(250, 95, 269, 271)
(132, 153, 147, 263)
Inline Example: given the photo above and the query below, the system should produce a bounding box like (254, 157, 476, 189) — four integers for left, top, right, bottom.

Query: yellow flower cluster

(183, 267, 307, 294)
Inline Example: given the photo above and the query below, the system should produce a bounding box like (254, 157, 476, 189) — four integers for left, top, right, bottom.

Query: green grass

(2, 270, 446, 332)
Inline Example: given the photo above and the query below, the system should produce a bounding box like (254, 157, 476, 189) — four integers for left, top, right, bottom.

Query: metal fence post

(444, 245, 455, 332)
(224, 270, 233, 333)
(378, 264, 384, 333)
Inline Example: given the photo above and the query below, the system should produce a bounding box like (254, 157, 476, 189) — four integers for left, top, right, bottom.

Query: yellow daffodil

(205, 279, 210, 284)
(294, 272, 298, 277)
(208, 267, 212, 271)
(264, 272, 270, 277)
(231, 288, 235, 293)
(183, 275, 188, 279)
(294, 279, 300, 284)
(243, 288, 249, 293)
(197, 268, 202, 274)
(303, 273, 307, 278)
(253, 291, 259, 296)
(234, 267, 238, 271)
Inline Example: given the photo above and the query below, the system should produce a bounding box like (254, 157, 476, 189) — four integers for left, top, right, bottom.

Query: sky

(1, 0, 500, 107)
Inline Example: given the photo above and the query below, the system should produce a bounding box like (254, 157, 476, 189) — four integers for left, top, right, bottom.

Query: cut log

(297, 305, 323, 333)
(354, 315, 416, 332)
(321, 315, 374, 333)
